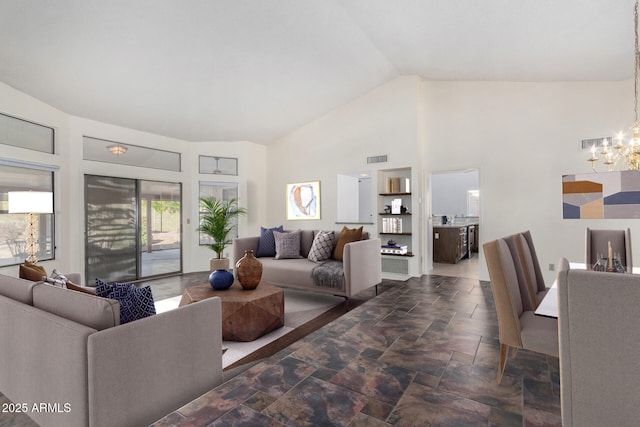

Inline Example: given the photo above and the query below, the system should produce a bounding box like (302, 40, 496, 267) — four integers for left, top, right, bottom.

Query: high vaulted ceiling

(0, 0, 633, 144)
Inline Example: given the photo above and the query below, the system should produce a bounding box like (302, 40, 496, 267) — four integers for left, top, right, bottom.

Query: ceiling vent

(367, 155, 388, 164)
(581, 137, 613, 150)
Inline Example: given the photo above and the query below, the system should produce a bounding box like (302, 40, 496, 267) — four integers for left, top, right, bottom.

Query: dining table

(535, 262, 640, 318)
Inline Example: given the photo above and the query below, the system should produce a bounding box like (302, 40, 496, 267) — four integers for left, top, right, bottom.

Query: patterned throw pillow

(96, 279, 156, 324)
(42, 268, 70, 287)
(308, 231, 336, 263)
(274, 230, 303, 259)
(256, 225, 284, 257)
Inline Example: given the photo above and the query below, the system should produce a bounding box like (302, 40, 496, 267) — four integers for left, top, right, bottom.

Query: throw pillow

(66, 282, 97, 295)
(19, 261, 47, 282)
(96, 279, 156, 324)
(274, 230, 303, 259)
(332, 226, 363, 261)
(308, 230, 336, 263)
(42, 268, 70, 287)
(256, 225, 284, 257)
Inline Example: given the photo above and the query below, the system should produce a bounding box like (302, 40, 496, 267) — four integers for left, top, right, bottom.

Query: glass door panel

(139, 181, 182, 277)
(85, 175, 137, 283)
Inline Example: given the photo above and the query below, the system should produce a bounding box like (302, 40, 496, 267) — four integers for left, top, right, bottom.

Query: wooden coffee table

(179, 281, 284, 342)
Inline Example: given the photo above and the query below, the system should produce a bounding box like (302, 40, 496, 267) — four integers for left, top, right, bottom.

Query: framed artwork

(287, 181, 320, 220)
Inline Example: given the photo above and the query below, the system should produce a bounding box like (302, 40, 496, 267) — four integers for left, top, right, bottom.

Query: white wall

(0, 81, 267, 278)
(266, 76, 423, 276)
(431, 170, 479, 217)
(423, 80, 634, 282)
(4, 76, 635, 285)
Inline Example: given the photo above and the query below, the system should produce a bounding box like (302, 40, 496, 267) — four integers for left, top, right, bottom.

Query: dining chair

(585, 227, 632, 269)
(483, 238, 559, 384)
(520, 230, 548, 297)
(557, 257, 640, 426)
(502, 234, 538, 311)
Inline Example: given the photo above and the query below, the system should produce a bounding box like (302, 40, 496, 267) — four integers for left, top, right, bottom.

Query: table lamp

(8, 191, 53, 264)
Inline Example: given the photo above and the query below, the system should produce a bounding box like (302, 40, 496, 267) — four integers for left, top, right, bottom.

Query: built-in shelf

(381, 252, 414, 257)
(379, 192, 411, 197)
(378, 167, 414, 277)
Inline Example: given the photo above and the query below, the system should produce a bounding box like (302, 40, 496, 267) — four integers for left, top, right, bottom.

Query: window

(83, 136, 181, 172)
(0, 113, 54, 153)
(0, 163, 55, 266)
(199, 156, 238, 175)
(198, 181, 239, 246)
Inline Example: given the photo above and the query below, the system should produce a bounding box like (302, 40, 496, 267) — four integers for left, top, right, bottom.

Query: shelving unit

(377, 167, 416, 277)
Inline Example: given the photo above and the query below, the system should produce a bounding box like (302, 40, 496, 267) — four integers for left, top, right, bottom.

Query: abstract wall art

(562, 171, 640, 219)
(286, 181, 320, 220)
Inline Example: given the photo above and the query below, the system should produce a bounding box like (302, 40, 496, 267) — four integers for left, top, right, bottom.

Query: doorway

(84, 175, 182, 283)
(430, 169, 480, 280)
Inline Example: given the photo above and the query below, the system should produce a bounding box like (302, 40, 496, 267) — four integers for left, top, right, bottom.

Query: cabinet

(433, 226, 469, 264)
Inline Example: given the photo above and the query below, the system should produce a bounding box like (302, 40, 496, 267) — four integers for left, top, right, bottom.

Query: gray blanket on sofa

(311, 260, 345, 289)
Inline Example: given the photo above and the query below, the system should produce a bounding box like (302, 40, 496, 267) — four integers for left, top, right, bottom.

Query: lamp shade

(8, 191, 53, 214)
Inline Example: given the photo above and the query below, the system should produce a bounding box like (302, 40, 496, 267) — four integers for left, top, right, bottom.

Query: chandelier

(588, 0, 640, 172)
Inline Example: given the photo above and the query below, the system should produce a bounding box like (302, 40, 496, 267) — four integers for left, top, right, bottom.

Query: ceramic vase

(236, 249, 263, 290)
(209, 269, 234, 290)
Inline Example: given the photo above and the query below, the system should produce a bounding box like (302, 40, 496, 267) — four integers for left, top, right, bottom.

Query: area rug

(154, 289, 345, 369)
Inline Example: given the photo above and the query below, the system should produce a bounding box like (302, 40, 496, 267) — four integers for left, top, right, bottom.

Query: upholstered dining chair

(502, 234, 538, 311)
(520, 230, 548, 299)
(557, 257, 640, 426)
(483, 238, 559, 383)
(585, 227, 632, 269)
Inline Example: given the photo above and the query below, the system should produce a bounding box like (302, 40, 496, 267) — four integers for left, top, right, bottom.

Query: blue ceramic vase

(209, 269, 234, 290)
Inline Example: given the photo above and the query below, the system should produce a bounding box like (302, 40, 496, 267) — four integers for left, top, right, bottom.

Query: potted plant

(197, 197, 247, 273)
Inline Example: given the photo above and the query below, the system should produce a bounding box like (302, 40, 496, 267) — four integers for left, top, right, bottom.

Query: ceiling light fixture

(107, 144, 128, 156)
(588, 0, 640, 172)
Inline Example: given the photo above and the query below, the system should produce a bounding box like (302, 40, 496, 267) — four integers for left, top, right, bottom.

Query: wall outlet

(549, 263, 555, 271)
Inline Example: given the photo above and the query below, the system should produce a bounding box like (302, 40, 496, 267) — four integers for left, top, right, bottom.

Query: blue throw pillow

(256, 225, 284, 257)
(96, 279, 156, 324)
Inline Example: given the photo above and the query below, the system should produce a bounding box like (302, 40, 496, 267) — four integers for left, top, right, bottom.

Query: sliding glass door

(85, 175, 181, 283)
(139, 180, 181, 277)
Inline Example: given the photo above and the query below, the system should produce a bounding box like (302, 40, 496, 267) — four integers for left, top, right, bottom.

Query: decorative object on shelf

(381, 244, 408, 255)
(382, 217, 403, 233)
(384, 205, 392, 214)
(587, 0, 640, 172)
(209, 269, 234, 290)
(8, 191, 53, 264)
(387, 239, 396, 246)
(235, 249, 263, 290)
(391, 198, 402, 214)
(197, 197, 247, 270)
(286, 181, 321, 220)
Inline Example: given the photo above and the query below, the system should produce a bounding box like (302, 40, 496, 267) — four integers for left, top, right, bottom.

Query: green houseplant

(197, 197, 247, 271)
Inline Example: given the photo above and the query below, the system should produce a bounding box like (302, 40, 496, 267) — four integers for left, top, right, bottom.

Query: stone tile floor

(152, 275, 562, 426)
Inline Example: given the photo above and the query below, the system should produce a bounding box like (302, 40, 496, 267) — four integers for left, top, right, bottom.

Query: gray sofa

(233, 229, 382, 305)
(557, 259, 640, 426)
(0, 273, 223, 427)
